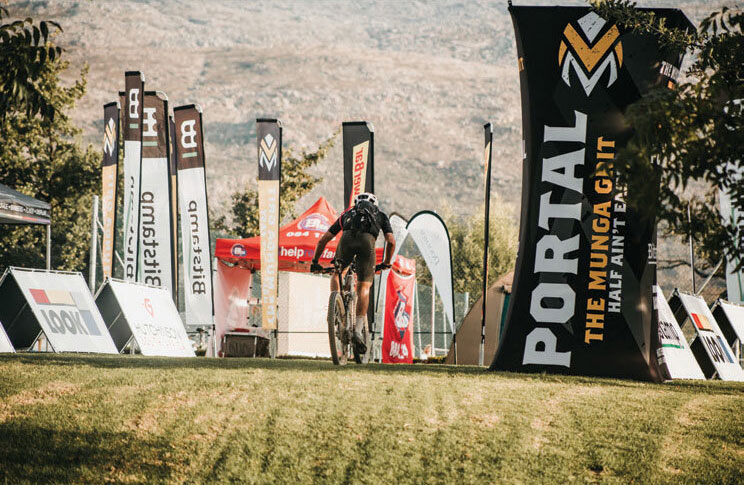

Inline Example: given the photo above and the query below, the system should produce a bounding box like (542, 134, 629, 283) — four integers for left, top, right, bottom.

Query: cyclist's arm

(382, 232, 395, 266)
(313, 216, 342, 263)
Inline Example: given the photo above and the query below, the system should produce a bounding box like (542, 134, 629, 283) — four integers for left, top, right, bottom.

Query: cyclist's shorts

(335, 231, 376, 283)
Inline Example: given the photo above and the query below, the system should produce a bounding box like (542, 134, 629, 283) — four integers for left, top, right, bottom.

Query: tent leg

(45, 224, 51, 270)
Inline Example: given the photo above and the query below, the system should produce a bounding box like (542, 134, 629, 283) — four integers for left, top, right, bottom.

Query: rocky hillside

(10, 0, 726, 222)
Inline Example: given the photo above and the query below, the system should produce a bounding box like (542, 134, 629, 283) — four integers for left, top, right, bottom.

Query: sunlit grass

(0, 354, 742, 484)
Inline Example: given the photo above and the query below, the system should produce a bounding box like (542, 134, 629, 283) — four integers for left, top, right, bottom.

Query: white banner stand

(712, 299, 744, 367)
(95, 279, 195, 357)
(668, 290, 744, 381)
(653, 286, 704, 380)
(0, 320, 15, 353)
(0, 267, 117, 353)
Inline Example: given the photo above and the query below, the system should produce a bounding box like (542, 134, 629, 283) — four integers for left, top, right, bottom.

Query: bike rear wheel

(327, 291, 347, 365)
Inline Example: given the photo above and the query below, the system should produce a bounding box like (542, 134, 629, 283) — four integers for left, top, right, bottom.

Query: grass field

(0, 355, 742, 484)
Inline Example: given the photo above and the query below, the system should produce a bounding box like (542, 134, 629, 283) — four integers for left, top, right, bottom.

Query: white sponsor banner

(106, 280, 194, 357)
(178, 167, 213, 327)
(717, 300, 744, 344)
(654, 286, 704, 380)
(12, 269, 117, 353)
(138, 157, 173, 293)
(0, 323, 14, 353)
(407, 211, 454, 328)
(719, 163, 744, 304)
(675, 291, 744, 381)
(123, 140, 141, 281)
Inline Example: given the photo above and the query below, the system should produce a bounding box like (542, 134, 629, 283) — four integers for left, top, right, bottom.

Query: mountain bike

(323, 258, 369, 365)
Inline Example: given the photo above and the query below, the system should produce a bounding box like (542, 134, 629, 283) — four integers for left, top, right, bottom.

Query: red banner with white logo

(382, 266, 415, 364)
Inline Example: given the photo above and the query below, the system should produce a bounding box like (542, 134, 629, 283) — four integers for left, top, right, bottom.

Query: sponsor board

(653, 286, 704, 380)
(673, 291, 744, 381)
(712, 299, 744, 355)
(98, 280, 194, 357)
(0, 322, 14, 353)
(10, 269, 117, 353)
(491, 7, 692, 380)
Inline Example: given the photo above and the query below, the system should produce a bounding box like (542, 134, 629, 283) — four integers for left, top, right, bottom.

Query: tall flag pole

(479, 122, 494, 366)
(101, 101, 120, 281)
(342, 121, 376, 330)
(168, 115, 179, 303)
(123, 71, 145, 281)
(174, 104, 214, 335)
(257, 119, 282, 333)
(138, 91, 175, 296)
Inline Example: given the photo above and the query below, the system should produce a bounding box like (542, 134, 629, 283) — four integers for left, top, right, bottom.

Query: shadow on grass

(0, 420, 175, 483)
(1, 353, 742, 394)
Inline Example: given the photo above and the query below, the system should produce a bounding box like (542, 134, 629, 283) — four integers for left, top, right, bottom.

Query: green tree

(0, 8, 99, 273)
(593, 1, 744, 270)
(0, 7, 62, 120)
(214, 131, 337, 236)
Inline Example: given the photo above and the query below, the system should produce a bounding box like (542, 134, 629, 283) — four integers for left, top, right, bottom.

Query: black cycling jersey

(328, 207, 393, 238)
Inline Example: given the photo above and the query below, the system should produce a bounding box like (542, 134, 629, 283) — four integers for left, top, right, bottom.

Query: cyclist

(311, 192, 396, 353)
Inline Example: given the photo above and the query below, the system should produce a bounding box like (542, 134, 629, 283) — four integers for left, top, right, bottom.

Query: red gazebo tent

(215, 196, 386, 271)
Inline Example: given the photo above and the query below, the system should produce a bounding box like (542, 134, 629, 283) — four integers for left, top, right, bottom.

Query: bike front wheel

(327, 291, 347, 365)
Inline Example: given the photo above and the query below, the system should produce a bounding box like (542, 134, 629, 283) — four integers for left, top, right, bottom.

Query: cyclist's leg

(353, 233, 376, 340)
(355, 280, 373, 317)
(331, 233, 352, 292)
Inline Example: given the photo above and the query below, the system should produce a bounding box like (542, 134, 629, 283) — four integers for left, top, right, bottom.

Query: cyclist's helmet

(354, 192, 378, 208)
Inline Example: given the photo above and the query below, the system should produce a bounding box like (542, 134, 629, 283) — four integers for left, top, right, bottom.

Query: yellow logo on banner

(260, 133, 278, 172)
(558, 11, 623, 95)
(103, 118, 117, 156)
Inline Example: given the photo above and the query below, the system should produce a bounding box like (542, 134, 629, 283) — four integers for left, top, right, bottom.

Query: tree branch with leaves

(591, 1, 744, 271)
(213, 130, 338, 237)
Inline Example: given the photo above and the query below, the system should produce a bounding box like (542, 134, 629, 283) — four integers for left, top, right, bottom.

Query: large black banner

(343, 121, 375, 327)
(491, 6, 692, 381)
(342, 121, 374, 209)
